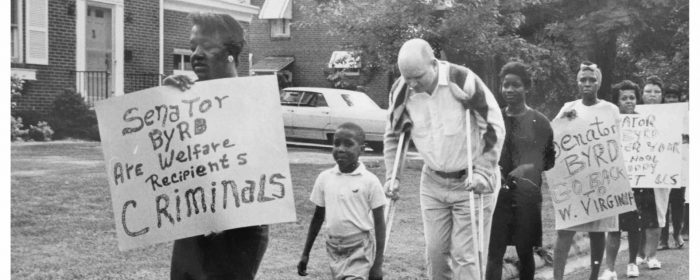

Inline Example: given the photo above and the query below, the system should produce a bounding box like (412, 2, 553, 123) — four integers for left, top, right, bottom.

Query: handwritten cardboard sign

(681, 104, 689, 189)
(545, 106, 636, 230)
(620, 103, 686, 188)
(681, 141, 688, 188)
(96, 76, 296, 251)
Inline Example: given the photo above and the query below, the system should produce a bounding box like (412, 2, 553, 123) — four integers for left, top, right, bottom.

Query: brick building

(11, 0, 259, 116)
(248, 0, 393, 108)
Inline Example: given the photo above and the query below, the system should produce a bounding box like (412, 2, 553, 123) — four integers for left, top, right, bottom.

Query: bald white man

(384, 39, 505, 279)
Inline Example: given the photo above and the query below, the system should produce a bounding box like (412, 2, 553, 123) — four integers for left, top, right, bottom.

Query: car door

(280, 90, 303, 137)
(293, 91, 332, 141)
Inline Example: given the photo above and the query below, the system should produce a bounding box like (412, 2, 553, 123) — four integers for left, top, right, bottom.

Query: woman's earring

(227, 55, 234, 63)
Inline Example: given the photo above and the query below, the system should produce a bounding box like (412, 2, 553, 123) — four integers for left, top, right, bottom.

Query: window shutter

(25, 0, 49, 65)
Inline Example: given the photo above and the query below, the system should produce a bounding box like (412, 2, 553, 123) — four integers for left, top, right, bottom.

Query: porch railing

(72, 70, 110, 107)
(125, 73, 164, 94)
(72, 71, 165, 106)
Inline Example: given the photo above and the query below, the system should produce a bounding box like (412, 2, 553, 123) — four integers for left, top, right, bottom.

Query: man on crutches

(383, 39, 504, 280)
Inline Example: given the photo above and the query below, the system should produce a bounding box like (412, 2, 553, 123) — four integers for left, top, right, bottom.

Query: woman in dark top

(599, 80, 645, 280)
(485, 62, 555, 280)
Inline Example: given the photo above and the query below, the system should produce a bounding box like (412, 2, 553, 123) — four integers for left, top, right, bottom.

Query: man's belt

(433, 169, 466, 179)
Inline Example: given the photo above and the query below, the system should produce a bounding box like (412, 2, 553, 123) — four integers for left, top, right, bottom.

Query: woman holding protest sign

(551, 62, 620, 280)
(598, 80, 645, 280)
(485, 61, 555, 280)
(634, 75, 670, 271)
(162, 13, 269, 280)
(659, 84, 686, 251)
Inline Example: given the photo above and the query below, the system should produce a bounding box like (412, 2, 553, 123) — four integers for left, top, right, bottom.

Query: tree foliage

(299, 0, 688, 116)
(522, 0, 688, 101)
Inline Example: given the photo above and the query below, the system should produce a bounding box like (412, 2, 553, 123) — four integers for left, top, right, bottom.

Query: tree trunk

(590, 32, 618, 102)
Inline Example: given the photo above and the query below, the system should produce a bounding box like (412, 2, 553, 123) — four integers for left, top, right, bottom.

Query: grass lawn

(12, 142, 561, 279)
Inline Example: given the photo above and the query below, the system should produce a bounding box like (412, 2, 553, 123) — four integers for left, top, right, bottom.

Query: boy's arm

(370, 206, 386, 280)
(298, 206, 325, 276)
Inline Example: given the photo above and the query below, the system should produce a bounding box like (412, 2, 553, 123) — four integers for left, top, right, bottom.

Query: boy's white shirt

(310, 162, 387, 237)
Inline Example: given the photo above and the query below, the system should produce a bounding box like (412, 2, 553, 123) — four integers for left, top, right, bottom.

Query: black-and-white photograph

(9, 0, 693, 279)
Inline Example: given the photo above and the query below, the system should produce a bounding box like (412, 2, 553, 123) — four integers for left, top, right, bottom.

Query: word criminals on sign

(545, 108, 635, 230)
(96, 76, 296, 250)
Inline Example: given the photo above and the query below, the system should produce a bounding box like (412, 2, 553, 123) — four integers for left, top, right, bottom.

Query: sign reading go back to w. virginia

(545, 104, 635, 230)
(620, 103, 687, 188)
(95, 76, 296, 251)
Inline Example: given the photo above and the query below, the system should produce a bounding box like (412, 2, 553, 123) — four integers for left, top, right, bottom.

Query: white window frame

(270, 19, 291, 38)
(11, 0, 23, 63)
(25, 0, 49, 65)
(172, 48, 195, 77)
(11, 68, 37, 80)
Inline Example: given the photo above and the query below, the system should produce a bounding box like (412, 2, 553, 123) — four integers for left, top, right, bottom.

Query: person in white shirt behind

(550, 62, 620, 280)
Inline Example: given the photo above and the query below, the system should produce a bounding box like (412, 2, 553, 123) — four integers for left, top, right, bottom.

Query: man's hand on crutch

(383, 132, 409, 255)
(465, 175, 492, 194)
(384, 132, 408, 201)
(384, 179, 401, 201)
(466, 174, 488, 280)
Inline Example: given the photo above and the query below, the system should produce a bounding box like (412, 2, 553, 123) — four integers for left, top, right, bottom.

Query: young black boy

(297, 122, 386, 280)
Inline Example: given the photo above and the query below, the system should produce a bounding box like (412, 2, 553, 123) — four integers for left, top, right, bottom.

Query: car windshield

(339, 93, 380, 109)
(280, 91, 302, 106)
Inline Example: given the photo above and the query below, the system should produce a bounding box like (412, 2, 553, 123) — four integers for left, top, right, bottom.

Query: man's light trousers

(420, 165, 493, 280)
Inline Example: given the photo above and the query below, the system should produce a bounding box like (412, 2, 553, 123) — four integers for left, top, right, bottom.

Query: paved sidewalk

(536, 241, 688, 280)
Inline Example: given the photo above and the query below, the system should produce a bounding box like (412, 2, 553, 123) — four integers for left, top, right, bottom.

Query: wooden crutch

(384, 131, 409, 255)
(466, 108, 485, 280)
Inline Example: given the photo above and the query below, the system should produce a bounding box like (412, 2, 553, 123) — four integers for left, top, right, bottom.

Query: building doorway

(82, 4, 113, 104)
